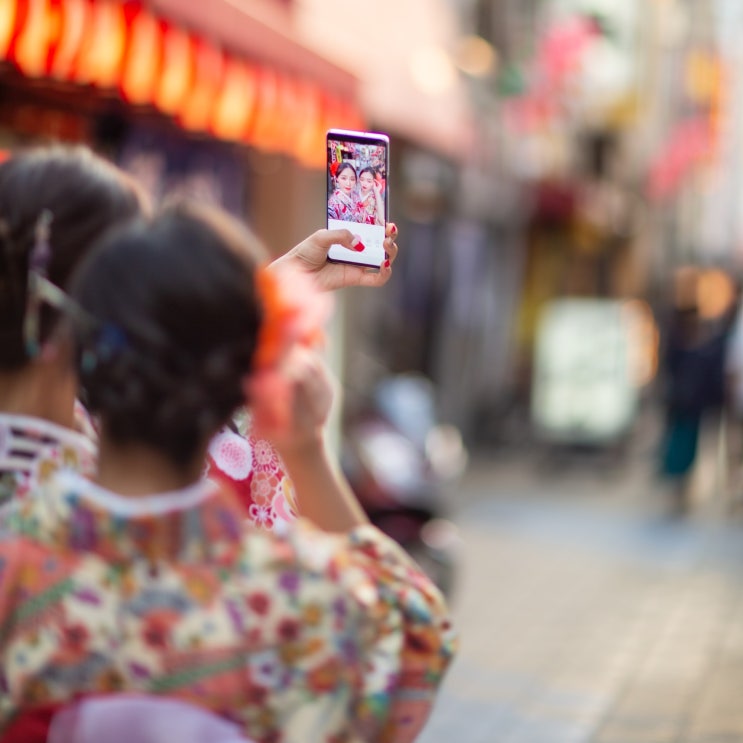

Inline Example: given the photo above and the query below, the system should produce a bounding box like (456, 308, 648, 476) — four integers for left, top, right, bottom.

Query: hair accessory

(29, 210, 53, 276)
(23, 209, 103, 361)
(96, 323, 128, 361)
(244, 263, 333, 432)
(23, 210, 53, 357)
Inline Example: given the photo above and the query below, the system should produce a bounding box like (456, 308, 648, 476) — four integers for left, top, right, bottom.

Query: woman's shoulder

(243, 519, 448, 619)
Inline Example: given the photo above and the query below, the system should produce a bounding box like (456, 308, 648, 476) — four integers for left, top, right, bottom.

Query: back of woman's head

(0, 144, 147, 370)
(71, 201, 265, 466)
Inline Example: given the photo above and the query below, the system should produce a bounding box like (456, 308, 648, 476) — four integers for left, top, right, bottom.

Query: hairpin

(29, 210, 53, 278)
(23, 210, 53, 357)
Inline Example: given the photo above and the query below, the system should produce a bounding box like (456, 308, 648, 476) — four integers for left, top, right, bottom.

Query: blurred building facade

(4, 0, 743, 444)
(0, 0, 368, 253)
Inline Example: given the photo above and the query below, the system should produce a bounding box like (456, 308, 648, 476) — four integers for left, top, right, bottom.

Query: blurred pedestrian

(0, 202, 455, 742)
(657, 267, 728, 510)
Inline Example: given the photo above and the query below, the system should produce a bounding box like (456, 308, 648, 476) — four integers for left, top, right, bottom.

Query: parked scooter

(341, 373, 466, 597)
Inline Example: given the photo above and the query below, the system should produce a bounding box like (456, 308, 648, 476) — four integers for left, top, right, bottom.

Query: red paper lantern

(321, 94, 343, 139)
(120, 3, 161, 105)
(178, 39, 224, 132)
(48, 0, 90, 81)
(13, 0, 60, 78)
(288, 79, 316, 141)
(211, 55, 257, 141)
(275, 79, 301, 156)
(154, 22, 194, 115)
(294, 82, 325, 169)
(246, 66, 280, 151)
(0, 0, 21, 61)
(75, 0, 126, 88)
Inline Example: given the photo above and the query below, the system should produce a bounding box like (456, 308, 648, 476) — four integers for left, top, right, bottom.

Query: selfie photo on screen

(326, 130, 388, 269)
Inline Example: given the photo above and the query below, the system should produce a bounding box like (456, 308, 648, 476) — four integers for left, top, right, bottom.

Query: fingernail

(389, 223, 398, 237)
(351, 235, 364, 251)
(384, 259, 391, 268)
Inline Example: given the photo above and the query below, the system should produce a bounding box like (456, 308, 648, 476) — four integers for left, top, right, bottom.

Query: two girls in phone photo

(327, 161, 384, 226)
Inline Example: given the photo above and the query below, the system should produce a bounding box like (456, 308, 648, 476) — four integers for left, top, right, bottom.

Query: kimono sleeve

(0, 536, 24, 727)
(327, 524, 458, 743)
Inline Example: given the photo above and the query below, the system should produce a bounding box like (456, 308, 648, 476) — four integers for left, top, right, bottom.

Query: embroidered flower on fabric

(33, 449, 61, 485)
(208, 428, 253, 481)
(60, 445, 80, 471)
(248, 503, 274, 529)
(250, 471, 277, 506)
(247, 592, 271, 616)
(247, 650, 283, 690)
(251, 437, 280, 472)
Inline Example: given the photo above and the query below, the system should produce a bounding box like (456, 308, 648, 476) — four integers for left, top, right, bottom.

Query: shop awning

(0, 0, 365, 168)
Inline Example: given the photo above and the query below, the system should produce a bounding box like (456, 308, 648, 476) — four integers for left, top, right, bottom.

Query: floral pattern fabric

(206, 412, 297, 532)
(358, 192, 380, 226)
(0, 471, 456, 743)
(327, 190, 365, 224)
(0, 409, 296, 535)
(0, 413, 97, 515)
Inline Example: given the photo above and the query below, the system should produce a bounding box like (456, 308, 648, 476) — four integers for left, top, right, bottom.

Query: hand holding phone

(269, 225, 397, 293)
(326, 128, 390, 269)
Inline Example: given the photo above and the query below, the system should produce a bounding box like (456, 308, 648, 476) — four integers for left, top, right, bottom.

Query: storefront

(0, 0, 364, 251)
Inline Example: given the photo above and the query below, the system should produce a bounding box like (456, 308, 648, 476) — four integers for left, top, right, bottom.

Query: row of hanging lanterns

(0, 0, 364, 167)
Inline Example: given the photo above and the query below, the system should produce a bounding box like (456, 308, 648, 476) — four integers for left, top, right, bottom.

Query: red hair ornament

(244, 264, 333, 433)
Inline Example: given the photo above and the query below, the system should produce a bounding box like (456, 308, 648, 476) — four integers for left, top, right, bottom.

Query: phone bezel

(326, 128, 390, 269)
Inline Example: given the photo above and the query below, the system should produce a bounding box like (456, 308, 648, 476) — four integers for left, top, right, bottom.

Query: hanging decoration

(646, 116, 713, 202)
(0, 0, 363, 168)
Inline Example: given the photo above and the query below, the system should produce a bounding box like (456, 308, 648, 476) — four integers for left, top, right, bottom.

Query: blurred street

(419, 409, 743, 743)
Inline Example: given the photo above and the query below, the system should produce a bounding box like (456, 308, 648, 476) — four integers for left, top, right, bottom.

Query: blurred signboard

(531, 298, 640, 445)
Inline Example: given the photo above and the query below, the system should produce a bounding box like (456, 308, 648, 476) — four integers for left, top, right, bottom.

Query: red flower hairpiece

(244, 264, 333, 432)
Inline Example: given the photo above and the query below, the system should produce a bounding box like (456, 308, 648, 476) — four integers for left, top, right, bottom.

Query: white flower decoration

(208, 428, 253, 481)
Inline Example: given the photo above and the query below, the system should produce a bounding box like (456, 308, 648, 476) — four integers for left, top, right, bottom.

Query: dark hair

(0, 145, 147, 370)
(70, 201, 265, 466)
(358, 166, 376, 180)
(335, 162, 357, 180)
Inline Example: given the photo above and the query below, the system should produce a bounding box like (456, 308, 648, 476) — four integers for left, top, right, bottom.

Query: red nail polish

(384, 259, 391, 268)
(390, 223, 398, 237)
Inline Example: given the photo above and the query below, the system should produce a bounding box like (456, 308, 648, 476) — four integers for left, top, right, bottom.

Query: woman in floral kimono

(0, 145, 399, 528)
(327, 162, 363, 223)
(0, 202, 455, 742)
(0, 146, 144, 507)
(357, 167, 384, 226)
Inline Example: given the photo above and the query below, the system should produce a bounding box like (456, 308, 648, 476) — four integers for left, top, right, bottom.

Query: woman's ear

(39, 329, 75, 367)
(38, 340, 60, 363)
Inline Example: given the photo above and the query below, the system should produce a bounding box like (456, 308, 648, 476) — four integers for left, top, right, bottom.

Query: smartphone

(326, 128, 389, 269)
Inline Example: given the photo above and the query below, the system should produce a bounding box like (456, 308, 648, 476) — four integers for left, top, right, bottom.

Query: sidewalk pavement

(416, 437, 743, 743)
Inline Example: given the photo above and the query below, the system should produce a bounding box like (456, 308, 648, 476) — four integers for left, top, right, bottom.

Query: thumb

(321, 228, 356, 250)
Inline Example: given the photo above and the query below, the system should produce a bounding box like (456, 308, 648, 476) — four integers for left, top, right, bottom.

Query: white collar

(0, 412, 96, 470)
(56, 469, 218, 518)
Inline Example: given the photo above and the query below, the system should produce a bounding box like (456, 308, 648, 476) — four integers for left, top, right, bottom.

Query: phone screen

(326, 129, 389, 269)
